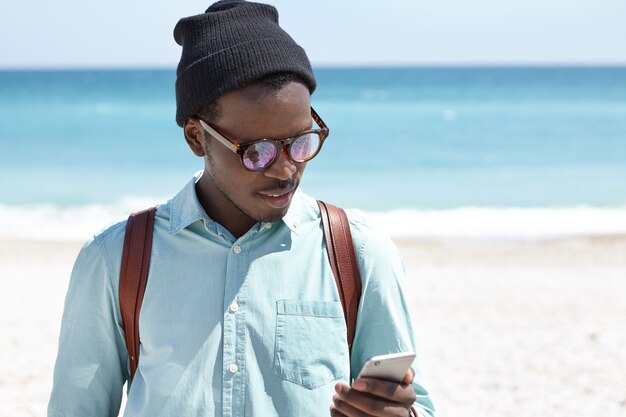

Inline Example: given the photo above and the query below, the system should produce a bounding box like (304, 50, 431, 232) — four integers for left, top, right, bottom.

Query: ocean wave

(2, 201, 626, 242)
(366, 206, 626, 241)
(0, 197, 163, 241)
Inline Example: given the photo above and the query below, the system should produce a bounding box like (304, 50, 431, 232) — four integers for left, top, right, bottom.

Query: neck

(195, 177, 256, 239)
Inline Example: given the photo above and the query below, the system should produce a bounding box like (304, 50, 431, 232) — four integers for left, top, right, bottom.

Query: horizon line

(2, 63, 626, 72)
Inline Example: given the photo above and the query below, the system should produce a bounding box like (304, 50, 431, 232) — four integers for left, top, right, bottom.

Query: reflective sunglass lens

(242, 142, 277, 170)
(290, 133, 320, 162)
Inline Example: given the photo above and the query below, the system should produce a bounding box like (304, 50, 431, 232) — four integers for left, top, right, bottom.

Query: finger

(402, 367, 415, 385)
(332, 392, 370, 417)
(329, 402, 349, 417)
(335, 382, 412, 416)
(351, 378, 416, 406)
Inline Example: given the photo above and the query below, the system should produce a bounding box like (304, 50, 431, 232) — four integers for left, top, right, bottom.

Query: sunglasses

(197, 107, 329, 172)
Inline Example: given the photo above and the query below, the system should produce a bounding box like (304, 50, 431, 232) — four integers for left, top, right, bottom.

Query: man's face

(185, 81, 312, 236)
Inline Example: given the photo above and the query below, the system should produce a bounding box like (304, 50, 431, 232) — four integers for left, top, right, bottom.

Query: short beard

(203, 148, 295, 224)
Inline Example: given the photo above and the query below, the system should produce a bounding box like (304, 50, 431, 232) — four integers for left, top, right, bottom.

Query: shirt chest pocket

(274, 299, 347, 389)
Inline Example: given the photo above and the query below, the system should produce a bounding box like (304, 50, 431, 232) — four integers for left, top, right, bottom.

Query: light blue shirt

(49, 173, 435, 417)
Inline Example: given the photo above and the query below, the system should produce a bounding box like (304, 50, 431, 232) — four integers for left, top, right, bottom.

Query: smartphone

(356, 352, 416, 383)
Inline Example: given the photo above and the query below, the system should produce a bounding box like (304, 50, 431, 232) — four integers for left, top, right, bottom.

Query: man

(48, 1, 435, 416)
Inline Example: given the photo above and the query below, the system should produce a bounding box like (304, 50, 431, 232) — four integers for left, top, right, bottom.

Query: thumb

(402, 367, 415, 385)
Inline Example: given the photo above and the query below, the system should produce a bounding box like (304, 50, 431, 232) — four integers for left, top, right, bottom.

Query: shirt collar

(168, 171, 319, 236)
(168, 171, 214, 235)
(281, 187, 320, 235)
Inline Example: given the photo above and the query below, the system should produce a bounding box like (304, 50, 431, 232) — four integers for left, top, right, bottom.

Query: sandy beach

(1, 236, 625, 417)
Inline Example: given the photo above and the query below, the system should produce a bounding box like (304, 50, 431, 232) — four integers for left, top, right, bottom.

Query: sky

(1, 0, 625, 68)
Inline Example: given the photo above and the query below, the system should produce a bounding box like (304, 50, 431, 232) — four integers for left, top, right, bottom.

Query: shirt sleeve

(348, 213, 436, 417)
(48, 235, 128, 417)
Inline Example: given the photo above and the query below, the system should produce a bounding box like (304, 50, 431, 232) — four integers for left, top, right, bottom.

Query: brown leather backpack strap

(119, 207, 156, 383)
(318, 200, 362, 354)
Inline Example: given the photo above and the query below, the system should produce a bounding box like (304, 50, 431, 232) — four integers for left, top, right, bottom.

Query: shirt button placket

(224, 240, 246, 417)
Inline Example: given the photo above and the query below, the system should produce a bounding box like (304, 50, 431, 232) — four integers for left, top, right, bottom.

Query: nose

(263, 149, 297, 181)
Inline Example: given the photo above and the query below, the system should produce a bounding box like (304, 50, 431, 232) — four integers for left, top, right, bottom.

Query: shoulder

(69, 217, 129, 291)
(90, 202, 171, 258)
(90, 217, 128, 259)
(296, 191, 396, 255)
(298, 190, 401, 274)
(344, 208, 399, 262)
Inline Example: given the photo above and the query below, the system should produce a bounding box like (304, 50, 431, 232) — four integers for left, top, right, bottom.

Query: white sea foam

(0, 197, 164, 241)
(2, 200, 626, 242)
(366, 206, 626, 242)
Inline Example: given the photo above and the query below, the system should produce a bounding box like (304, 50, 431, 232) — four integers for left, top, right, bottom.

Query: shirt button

(229, 363, 239, 374)
(229, 302, 239, 313)
(233, 245, 241, 254)
(263, 222, 272, 230)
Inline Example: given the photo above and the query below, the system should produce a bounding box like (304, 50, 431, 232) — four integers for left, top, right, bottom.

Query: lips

(258, 188, 296, 209)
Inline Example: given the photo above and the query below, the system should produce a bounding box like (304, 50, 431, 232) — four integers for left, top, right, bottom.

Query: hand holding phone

(332, 352, 417, 416)
(356, 351, 416, 383)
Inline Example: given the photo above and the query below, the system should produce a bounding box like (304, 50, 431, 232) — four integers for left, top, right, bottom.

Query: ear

(183, 118, 206, 157)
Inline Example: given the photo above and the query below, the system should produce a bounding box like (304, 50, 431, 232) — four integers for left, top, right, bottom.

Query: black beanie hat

(173, 0, 317, 127)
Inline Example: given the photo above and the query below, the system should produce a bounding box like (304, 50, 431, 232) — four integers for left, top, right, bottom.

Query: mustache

(259, 180, 297, 194)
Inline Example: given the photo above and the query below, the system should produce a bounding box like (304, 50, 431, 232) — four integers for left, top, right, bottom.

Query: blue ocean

(1, 67, 625, 240)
